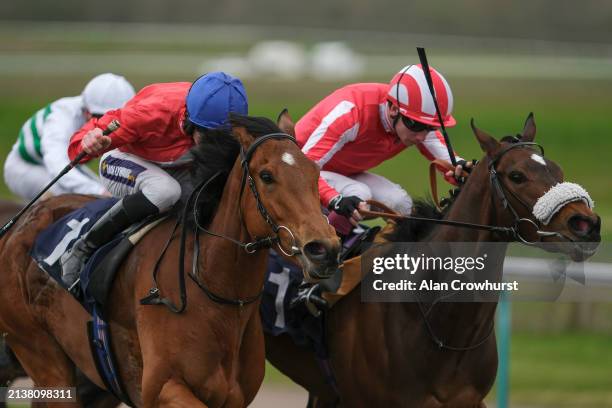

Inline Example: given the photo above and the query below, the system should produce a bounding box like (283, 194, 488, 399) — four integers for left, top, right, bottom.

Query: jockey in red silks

(295, 64, 473, 228)
(61, 72, 248, 289)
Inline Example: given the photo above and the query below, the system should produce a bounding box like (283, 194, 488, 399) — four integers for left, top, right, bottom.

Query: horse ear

(277, 108, 295, 137)
(232, 126, 254, 149)
(471, 118, 500, 156)
(521, 112, 536, 142)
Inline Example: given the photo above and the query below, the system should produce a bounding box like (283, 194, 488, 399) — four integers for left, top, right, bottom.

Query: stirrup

(290, 283, 328, 317)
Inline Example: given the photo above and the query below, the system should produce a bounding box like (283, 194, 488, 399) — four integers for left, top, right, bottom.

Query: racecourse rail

(496, 256, 612, 408)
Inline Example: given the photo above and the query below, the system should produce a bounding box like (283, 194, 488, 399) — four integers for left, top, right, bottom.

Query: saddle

(321, 220, 394, 306)
(31, 197, 167, 316)
(31, 198, 166, 405)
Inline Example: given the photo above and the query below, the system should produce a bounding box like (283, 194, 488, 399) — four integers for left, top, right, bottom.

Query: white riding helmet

(82, 73, 135, 116)
(387, 64, 456, 127)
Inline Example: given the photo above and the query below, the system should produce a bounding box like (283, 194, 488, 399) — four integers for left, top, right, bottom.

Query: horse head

(276, 108, 296, 137)
(230, 115, 340, 280)
(470, 113, 601, 261)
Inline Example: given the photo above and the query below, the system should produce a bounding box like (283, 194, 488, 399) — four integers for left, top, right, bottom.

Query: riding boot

(60, 191, 159, 289)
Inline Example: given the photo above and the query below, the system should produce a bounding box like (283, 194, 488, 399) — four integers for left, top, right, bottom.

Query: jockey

(3, 73, 135, 200)
(295, 64, 474, 226)
(60, 72, 248, 288)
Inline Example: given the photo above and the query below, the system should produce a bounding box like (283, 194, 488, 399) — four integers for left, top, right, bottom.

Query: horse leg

(75, 370, 119, 408)
(8, 334, 81, 408)
(0, 338, 27, 408)
(156, 378, 208, 407)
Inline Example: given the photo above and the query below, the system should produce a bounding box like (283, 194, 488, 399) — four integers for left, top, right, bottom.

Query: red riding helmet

(387, 64, 456, 127)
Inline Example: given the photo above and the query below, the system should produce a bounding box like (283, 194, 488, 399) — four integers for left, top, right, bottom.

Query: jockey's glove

(455, 159, 478, 184)
(328, 195, 363, 218)
(457, 159, 478, 173)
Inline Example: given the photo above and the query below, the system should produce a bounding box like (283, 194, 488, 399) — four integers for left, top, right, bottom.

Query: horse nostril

(568, 215, 595, 237)
(593, 216, 602, 234)
(304, 241, 328, 261)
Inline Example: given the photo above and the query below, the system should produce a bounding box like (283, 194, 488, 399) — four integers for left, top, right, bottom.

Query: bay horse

(0, 200, 120, 408)
(0, 115, 340, 407)
(0, 200, 28, 406)
(0, 199, 24, 225)
(266, 114, 601, 407)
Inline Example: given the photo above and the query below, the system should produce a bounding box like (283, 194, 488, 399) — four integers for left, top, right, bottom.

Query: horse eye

(508, 171, 526, 184)
(259, 170, 274, 184)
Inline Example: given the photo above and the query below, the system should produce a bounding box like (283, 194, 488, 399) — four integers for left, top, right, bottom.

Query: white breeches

(321, 170, 413, 215)
(99, 150, 190, 212)
(3, 148, 101, 200)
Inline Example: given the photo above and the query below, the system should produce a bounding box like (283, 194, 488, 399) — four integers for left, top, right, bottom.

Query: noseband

(193, 132, 301, 256)
(141, 131, 301, 313)
(370, 140, 579, 245)
(238, 132, 301, 256)
(487, 140, 580, 244)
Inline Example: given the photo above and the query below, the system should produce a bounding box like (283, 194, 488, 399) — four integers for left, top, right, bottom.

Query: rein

(364, 141, 573, 245)
(140, 132, 298, 312)
(358, 141, 571, 351)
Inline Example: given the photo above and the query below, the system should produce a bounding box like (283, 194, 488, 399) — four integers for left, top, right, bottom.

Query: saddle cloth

(261, 250, 328, 357)
(30, 197, 163, 405)
(260, 222, 387, 357)
(31, 197, 165, 316)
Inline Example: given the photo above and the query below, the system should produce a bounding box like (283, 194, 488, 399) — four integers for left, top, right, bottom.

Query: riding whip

(416, 47, 457, 167)
(0, 120, 120, 238)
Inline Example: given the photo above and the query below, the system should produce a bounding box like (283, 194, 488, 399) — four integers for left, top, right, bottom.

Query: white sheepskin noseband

(533, 182, 594, 225)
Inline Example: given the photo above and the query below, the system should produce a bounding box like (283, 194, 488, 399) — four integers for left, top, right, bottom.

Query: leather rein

(141, 132, 298, 313)
(362, 142, 570, 245)
(357, 142, 563, 351)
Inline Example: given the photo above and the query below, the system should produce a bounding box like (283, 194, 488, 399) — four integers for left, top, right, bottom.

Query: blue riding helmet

(186, 72, 248, 129)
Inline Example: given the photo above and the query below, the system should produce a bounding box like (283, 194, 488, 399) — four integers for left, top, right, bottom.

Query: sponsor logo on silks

(100, 156, 146, 187)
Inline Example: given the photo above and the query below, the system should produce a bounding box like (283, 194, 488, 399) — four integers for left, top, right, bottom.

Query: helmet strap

(391, 105, 400, 131)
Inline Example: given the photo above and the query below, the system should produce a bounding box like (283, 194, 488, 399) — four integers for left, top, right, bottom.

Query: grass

(263, 331, 612, 407)
(1, 77, 611, 240)
(0, 66, 610, 408)
(249, 78, 612, 240)
(506, 332, 612, 407)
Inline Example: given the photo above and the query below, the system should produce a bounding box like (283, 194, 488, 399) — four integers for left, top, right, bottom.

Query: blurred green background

(1, 4, 612, 406)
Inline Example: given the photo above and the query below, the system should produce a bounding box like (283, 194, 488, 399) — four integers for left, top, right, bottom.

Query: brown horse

(0, 199, 120, 408)
(0, 200, 28, 405)
(0, 115, 340, 407)
(0, 199, 24, 225)
(266, 114, 601, 407)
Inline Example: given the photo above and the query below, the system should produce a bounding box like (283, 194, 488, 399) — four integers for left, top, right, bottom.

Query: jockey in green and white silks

(3, 73, 135, 200)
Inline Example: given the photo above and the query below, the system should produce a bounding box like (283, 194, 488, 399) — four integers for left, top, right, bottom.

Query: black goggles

(401, 115, 437, 132)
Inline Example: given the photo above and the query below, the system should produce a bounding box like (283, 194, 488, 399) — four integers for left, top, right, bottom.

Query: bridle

(366, 140, 575, 245)
(193, 132, 301, 256)
(416, 141, 550, 351)
(487, 140, 576, 245)
(141, 132, 300, 313)
(363, 139, 576, 351)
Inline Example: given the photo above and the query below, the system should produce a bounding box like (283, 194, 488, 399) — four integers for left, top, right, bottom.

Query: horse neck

(430, 161, 509, 242)
(380, 163, 511, 355)
(198, 161, 268, 300)
(409, 162, 509, 346)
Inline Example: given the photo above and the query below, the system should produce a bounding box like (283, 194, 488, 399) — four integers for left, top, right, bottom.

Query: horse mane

(188, 113, 282, 227)
(384, 168, 471, 242)
(386, 134, 524, 242)
(383, 198, 445, 242)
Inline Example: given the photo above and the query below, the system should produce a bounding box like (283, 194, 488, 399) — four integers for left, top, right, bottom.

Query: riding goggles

(401, 115, 437, 132)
